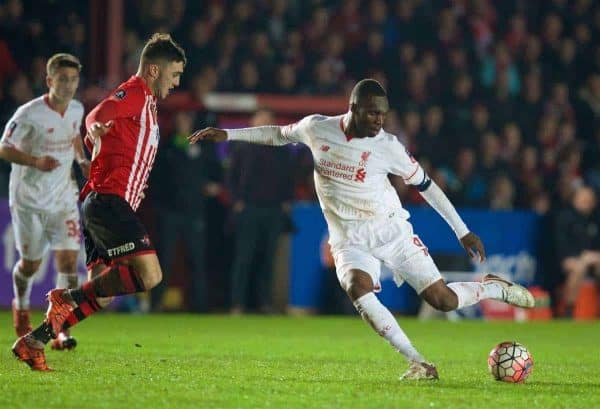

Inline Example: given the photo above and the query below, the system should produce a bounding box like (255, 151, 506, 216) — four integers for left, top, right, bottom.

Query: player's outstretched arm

(418, 180, 486, 262)
(0, 145, 59, 172)
(188, 125, 290, 146)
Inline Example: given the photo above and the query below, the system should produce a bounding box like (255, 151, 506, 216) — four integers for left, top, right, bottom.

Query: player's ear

(147, 63, 160, 80)
(45, 75, 53, 90)
(350, 103, 358, 115)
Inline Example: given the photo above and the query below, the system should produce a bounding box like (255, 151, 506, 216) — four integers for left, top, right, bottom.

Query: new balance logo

(320, 145, 330, 152)
(354, 168, 366, 182)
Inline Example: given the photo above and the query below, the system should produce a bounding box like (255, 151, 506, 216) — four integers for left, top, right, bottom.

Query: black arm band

(415, 174, 432, 192)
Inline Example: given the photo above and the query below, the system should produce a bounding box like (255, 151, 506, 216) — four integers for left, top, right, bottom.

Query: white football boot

(400, 361, 439, 380)
(483, 274, 535, 308)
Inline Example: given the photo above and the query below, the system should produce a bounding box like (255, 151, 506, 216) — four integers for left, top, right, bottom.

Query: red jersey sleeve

(85, 86, 146, 130)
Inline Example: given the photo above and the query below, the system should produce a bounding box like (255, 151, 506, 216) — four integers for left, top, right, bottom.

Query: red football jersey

(81, 76, 159, 211)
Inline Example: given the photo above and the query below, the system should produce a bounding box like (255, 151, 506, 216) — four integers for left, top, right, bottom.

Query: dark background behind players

(0, 0, 599, 316)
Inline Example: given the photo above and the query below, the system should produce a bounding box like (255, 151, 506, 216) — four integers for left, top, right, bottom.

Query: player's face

(353, 96, 389, 137)
(156, 61, 185, 99)
(47, 67, 80, 103)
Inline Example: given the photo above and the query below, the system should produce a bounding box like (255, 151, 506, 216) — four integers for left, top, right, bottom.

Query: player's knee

(54, 251, 79, 274)
(18, 259, 41, 277)
(432, 293, 457, 312)
(343, 272, 374, 301)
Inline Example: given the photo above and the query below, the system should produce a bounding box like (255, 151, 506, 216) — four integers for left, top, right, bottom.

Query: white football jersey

(1, 95, 84, 212)
(281, 114, 427, 245)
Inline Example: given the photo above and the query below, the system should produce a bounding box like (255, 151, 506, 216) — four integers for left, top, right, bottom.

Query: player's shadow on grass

(438, 380, 600, 390)
(526, 380, 600, 388)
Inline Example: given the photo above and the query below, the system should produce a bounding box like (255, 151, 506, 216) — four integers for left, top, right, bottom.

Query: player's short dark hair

(350, 79, 387, 104)
(46, 53, 82, 76)
(140, 33, 187, 67)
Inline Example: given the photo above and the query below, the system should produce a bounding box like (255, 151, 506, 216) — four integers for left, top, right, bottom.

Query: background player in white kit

(0, 53, 89, 350)
(189, 79, 535, 380)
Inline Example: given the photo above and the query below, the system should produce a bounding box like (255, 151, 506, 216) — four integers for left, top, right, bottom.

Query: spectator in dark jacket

(554, 186, 600, 315)
(228, 108, 293, 314)
(150, 111, 222, 312)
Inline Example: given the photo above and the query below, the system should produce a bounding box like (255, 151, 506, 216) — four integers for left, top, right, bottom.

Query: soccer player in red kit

(12, 33, 186, 371)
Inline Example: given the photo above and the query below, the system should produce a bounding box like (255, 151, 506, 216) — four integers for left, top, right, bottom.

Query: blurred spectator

(329, 0, 362, 50)
(400, 109, 421, 152)
(461, 102, 491, 150)
(272, 63, 298, 94)
(237, 60, 260, 93)
(228, 108, 293, 314)
(266, 0, 292, 46)
(304, 60, 341, 95)
(446, 73, 474, 138)
(304, 7, 330, 51)
(500, 122, 523, 167)
(516, 72, 544, 143)
(150, 111, 222, 312)
(544, 82, 575, 122)
(487, 70, 516, 129)
(519, 35, 543, 77)
(488, 174, 516, 210)
(478, 131, 508, 184)
(504, 14, 528, 53)
(184, 19, 216, 76)
(468, 0, 497, 56)
(554, 186, 600, 316)
(418, 105, 450, 167)
(481, 43, 521, 96)
(444, 148, 486, 207)
(549, 38, 578, 86)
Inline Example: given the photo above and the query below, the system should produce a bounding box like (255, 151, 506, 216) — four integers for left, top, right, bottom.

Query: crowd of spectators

(1, 0, 599, 313)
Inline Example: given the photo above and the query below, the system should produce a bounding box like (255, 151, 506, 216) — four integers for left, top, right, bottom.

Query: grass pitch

(0, 312, 598, 409)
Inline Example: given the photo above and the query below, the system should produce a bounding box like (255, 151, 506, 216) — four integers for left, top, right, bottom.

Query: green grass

(0, 312, 598, 409)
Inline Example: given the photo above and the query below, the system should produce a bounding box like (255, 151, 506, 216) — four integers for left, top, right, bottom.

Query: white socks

(447, 281, 505, 309)
(56, 272, 78, 289)
(353, 292, 424, 363)
(12, 263, 33, 310)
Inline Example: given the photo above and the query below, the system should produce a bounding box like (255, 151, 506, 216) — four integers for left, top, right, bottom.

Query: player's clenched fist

(85, 121, 113, 144)
(188, 127, 227, 144)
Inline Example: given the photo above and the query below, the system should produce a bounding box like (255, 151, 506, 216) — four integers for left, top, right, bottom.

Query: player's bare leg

(13, 253, 162, 371)
(50, 249, 80, 350)
(47, 253, 162, 336)
(421, 275, 535, 313)
(11, 256, 52, 371)
(50, 262, 115, 340)
(12, 258, 41, 337)
(341, 269, 438, 380)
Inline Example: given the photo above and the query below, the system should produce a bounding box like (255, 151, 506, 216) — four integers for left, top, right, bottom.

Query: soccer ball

(488, 341, 534, 383)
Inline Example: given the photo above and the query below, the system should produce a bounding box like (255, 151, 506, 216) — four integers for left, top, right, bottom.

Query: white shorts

(332, 214, 442, 294)
(10, 204, 81, 261)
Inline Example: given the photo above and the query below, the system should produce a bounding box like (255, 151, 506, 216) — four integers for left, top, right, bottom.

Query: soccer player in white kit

(0, 53, 90, 350)
(189, 79, 535, 380)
